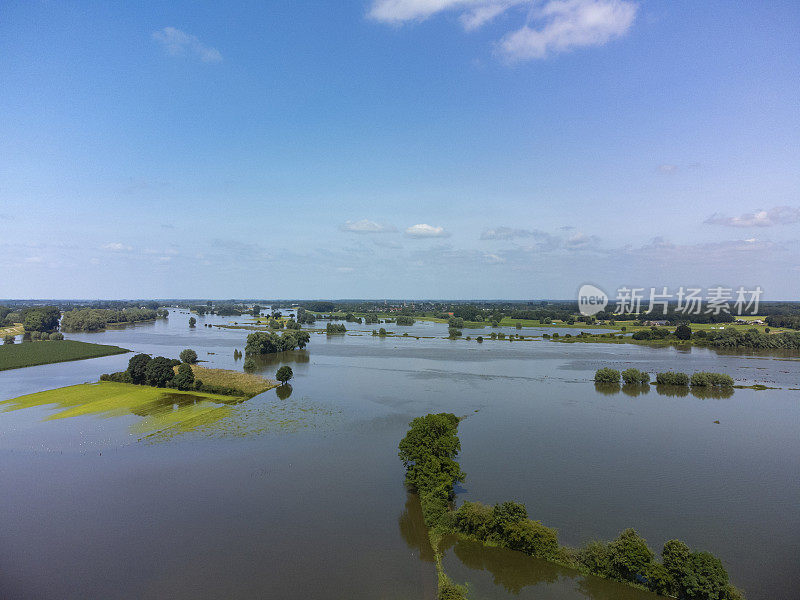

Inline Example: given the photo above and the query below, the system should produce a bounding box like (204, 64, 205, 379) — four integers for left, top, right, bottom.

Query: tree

(679, 551, 729, 600)
(127, 353, 152, 384)
(189, 317, 196, 327)
(276, 365, 293, 384)
(594, 368, 621, 383)
(144, 356, 175, 387)
(675, 323, 692, 340)
(3, 335, 15, 345)
(174, 363, 195, 390)
(607, 528, 654, 582)
(179, 348, 198, 364)
(49, 332, 64, 340)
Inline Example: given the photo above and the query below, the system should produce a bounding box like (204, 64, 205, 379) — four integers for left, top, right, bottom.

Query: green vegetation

(0, 339, 129, 371)
(594, 368, 620, 384)
(396, 315, 415, 326)
(4, 335, 15, 345)
(245, 330, 310, 355)
(60, 307, 166, 331)
(656, 372, 691, 386)
(276, 365, 293, 384)
(180, 348, 198, 364)
(621, 368, 650, 385)
(22, 306, 61, 332)
(174, 363, 196, 390)
(398, 413, 468, 599)
(326, 323, 346, 334)
(0, 381, 246, 439)
(189, 316, 196, 327)
(690, 372, 735, 387)
(398, 413, 743, 600)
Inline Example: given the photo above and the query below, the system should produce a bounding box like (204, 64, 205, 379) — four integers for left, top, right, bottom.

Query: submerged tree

(179, 348, 198, 364)
(276, 365, 293, 384)
(189, 317, 196, 328)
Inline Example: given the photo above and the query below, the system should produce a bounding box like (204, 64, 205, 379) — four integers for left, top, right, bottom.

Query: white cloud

(152, 27, 222, 63)
(102, 242, 133, 252)
(405, 223, 451, 238)
(705, 206, 800, 228)
(369, 0, 637, 61)
(340, 219, 397, 233)
(497, 0, 638, 61)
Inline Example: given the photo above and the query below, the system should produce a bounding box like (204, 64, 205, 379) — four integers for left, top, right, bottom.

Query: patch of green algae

(1, 381, 341, 443)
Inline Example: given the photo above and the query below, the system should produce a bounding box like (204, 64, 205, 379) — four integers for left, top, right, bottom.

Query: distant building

(643, 320, 668, 326)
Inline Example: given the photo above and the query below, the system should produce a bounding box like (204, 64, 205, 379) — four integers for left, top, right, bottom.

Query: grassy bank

(1, 323, 24, 337)
(0, 339, 130, 371)
(184, 365, 277, 396)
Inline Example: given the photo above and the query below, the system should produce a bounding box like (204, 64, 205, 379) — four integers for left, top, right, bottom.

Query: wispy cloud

(340, 219, 397, 234)
(405, 223, 451, 238)
(369, 0, 638, 61)
(152, 27, 222, 63)
(102, 242, 133, 252)
(481, 226, 551, 240)
(705, 206, 800, 228)
(658, 164, 678, 174)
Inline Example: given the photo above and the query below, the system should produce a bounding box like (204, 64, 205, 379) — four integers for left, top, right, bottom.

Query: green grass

(1, 380, 342, 442)
(0, 339, 130, 371)
(0, 381, 241, 438)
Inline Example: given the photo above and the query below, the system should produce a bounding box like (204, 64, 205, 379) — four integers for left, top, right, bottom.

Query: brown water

(1, 310, 798, 599)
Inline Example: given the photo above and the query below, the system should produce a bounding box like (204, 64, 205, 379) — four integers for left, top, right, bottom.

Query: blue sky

(1, 0, 798, 299)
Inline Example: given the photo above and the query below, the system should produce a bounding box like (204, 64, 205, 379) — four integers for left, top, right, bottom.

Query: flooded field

(1, 310, 798, 599)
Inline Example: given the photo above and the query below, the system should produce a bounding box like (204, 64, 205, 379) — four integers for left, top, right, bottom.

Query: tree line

(399, 413, 743, 600)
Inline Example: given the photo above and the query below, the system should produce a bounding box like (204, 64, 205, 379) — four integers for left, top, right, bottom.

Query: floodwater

(1, 310, 798, 600)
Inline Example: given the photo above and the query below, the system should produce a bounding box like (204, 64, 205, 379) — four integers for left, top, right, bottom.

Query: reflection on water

(596, 383, 735, 400)
(398, 493, 435, 563)
(275, 384, 293, 400)
(445, 535, 570, 594)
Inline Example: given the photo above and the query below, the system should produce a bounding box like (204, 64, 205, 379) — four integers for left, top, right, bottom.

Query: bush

(690, 372, 734, 387)
(179, 348, 198, 364)
(607, 528, 654, 582)
(632, 330, 652, 340)
(173, 363, 195, 390)
(189, 317, 196, 327)
(675, 323, 692, 340)
(100, 371, 132, 383)
(594, 368, 621, 384)
(4, 335, 15, 344)
(448, 327, 462, 338)
(621, 368, 650, 385)
(476, 336, 483, 343)
(578, 541, 611, 577)
(504, 518, 559, 559)
(655, 371, 690, 386)
(454, 501, 493, 539)
(276, 365, 293, 384)
(49, 332, 64, 340)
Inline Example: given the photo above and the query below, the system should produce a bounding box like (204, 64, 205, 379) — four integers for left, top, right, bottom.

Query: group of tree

(101, 350, 249, 396)
(296, 308, 316, 324)
(326, 323, 346, 334)
(596, 368, 733, 388)
(396, 315, 415, 326)
(244, 330, 310, 356)
(765, 314, 800, 329)
(399, 413, 743, 600)
(60, 307, 164, 331)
